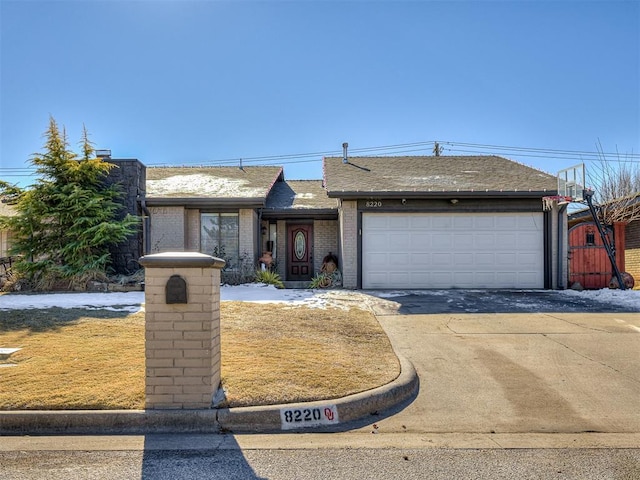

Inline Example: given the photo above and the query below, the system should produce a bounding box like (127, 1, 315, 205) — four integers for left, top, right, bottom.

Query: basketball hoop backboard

(557, 163, 585, 202)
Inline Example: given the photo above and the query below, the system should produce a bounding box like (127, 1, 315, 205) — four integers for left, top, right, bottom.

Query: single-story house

(110, 155, 565, 289)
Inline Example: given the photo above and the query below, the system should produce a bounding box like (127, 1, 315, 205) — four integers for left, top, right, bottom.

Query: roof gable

(146, 166, 284, 201)
(323, 156, 557, 197)
(264, 180, 338, 211)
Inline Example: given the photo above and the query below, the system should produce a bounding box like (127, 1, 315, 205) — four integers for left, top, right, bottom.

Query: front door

(287, 224, 313, 281)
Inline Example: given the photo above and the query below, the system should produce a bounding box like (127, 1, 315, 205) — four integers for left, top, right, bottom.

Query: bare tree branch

(585, 142, 640, 224)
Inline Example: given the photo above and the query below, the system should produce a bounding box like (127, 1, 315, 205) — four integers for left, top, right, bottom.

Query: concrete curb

(0, 356, 418, 435)
(217, 355, 418, 433)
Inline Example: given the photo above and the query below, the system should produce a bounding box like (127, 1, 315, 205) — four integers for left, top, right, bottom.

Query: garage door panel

(453, 235, 474, 249)
(366, 233, 390, 251)
(476, 253, 494, 265)
(432, 253, 452, 266)
(432, 234, 452, 249)
(496, 233, 517, 249)
(517, 232, 540, 249)
(496, 215, 519, 228)
(496, 252, 517, 265)
(455, 253, 474, 265)
(517, 215, 541, 229)
(412, 253, 430, 265)
(410, 216, 431, 228)
(453, 271, 475, 285)
(410, 234, 431, 249)
(389, 216, 410, 228)
(475, 216, 496, 229)
(363, 212, 544, 289)
(518, 252, 539, 266)
(431, 272, 453, 286)
(389, 252, 411, 265)
(432, 217, 453, 228)
(475, 233, 496, 249)
(453, 216, 473, 229)
(517, 272, 540, 287)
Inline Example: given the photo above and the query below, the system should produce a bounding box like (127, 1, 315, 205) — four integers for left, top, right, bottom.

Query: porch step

(282, 281, 310, 289)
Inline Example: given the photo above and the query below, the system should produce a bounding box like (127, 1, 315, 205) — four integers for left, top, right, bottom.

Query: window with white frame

(201, 213, 239, 269)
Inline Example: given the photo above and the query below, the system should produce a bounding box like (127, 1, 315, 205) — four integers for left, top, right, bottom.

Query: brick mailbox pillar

(139, 252, 225, 409)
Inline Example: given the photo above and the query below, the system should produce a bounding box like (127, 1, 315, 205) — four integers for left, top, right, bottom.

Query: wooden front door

(287, 224, 313, 281)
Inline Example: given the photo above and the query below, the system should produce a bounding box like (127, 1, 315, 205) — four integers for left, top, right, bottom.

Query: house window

(201, 213, 239, 269)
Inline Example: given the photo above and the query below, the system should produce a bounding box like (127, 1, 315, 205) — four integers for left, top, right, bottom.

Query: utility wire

(1, 140, 639, 175)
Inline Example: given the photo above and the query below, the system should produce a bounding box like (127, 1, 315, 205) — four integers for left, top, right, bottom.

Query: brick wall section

(239, 209, 256, 262)
(313, 220, 339, 274)
(149, 206, 186, 252)
(339, 200, 358, 288)
(185, 209, 201, 251)
(276, 220, 287, 278)
(0, 231, 11, 257)
(625, 220, 640, 285)
(140, 253, 224, 409)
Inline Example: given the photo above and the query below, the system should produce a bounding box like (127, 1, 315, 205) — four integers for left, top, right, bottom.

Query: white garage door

(362, 212, 544, 289)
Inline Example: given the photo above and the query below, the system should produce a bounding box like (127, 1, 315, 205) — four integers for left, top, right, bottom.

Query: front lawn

(0, 303, 399, 410)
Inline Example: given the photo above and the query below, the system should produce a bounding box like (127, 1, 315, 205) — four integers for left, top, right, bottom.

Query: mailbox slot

(166, 275, 187, 304)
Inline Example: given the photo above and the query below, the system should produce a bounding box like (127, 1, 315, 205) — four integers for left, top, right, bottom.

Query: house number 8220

(365, 201, 382, 208)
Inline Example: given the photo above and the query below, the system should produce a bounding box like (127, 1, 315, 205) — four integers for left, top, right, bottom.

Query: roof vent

(342, 142, 348, 164)
(96, 149, 111, 159)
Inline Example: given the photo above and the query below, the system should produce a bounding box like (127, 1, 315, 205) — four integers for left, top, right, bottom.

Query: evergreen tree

(0, 117, 139, 290)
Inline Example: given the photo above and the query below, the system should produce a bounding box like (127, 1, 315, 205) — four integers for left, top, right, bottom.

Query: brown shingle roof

(323, 156, 558, 197)
(264, 180, 338, 211)
(146, 166, 283, 200)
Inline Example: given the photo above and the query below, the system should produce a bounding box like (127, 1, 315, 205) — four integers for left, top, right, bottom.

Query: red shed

(568, 222, 625, 289)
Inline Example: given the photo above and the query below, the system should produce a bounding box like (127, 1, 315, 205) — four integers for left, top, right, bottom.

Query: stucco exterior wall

(149, 206, 186, 252)
(339, 200, 358, 289)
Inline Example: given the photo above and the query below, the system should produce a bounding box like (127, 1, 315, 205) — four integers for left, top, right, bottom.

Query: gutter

(326, 190, 556, 200)
(144, 197, 266, 208)
(140, 197, 151, 255)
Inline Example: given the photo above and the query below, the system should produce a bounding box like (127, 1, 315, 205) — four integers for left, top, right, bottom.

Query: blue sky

(1, 0, 639, 188)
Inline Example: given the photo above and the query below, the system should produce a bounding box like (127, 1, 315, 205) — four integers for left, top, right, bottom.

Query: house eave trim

(144, 197, 266, 208)
(326, 190, 555, 199)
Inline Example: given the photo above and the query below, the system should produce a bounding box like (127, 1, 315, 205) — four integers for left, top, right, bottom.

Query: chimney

(96, 149, 111, 159)
(342, 142, 348, 164)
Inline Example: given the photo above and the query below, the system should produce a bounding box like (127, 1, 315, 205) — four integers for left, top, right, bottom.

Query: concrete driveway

(358, 290, 640, 436)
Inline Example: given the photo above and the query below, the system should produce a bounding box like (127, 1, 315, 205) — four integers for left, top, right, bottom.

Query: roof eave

(326, 190, 557, 199)
(262, 208, 338, 219)
(145, 197, 266, 207)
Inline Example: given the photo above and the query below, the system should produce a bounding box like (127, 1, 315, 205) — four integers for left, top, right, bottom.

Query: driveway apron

(360, 291, 640, 435)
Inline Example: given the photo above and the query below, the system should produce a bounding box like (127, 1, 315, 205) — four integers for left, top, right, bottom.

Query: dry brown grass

(0, 303, 399, 410)
(220, 303, 399, 407)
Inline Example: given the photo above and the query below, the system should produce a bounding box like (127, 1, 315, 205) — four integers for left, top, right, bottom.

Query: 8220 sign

(280, 405, 339, 430)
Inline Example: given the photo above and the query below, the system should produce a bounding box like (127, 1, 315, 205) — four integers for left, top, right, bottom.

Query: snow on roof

(147, 174, 266, 198)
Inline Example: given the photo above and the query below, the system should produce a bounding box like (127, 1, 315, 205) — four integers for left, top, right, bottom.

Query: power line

(1, 140, 639, 175)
